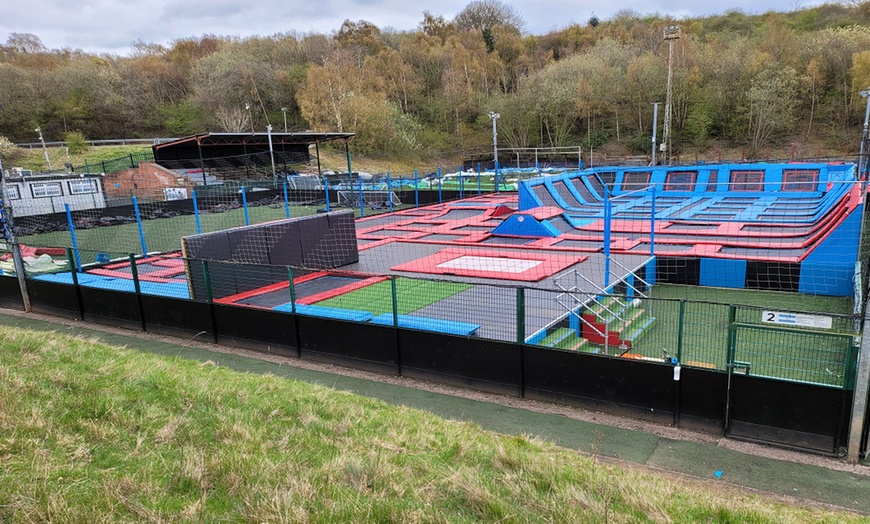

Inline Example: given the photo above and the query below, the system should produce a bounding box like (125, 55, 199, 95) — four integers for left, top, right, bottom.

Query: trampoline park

(15, 160, 869, 455)
(31, 161, 863, 361)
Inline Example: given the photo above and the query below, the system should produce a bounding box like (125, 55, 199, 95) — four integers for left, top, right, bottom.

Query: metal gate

(724, 306, 857, 454)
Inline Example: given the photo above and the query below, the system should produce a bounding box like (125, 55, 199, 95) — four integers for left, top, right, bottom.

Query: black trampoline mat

(439, 209, 485, 220)
(294, 275, 365, 299)
(238, 287, 296, 308)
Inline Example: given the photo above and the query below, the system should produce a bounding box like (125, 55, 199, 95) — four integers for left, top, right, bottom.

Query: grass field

(12, 145, 153, 173)
(18, 203, 411, 263)
(0, 324, 864, 522)
(313, 278, 472, 316)
(631, 284, 856, 386)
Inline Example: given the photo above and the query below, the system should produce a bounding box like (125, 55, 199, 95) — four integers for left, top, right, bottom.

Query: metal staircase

(532, 269, 656, 355)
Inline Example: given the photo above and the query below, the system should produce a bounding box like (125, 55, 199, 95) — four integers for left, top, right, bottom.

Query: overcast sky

(2, 0, 827, 56)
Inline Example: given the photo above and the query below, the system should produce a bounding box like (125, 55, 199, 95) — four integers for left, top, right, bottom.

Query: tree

(801, 57, 826, 138)
(297, 49, 421, 155)
(482, 27, 495, 53)
(336, 19, 384, 65)
(743, 67, 799, 154)
(296, 49, 381, 133)
(4, 33, 46, 54)
(190, 43, 283, 130)
(453, 0, 524, 32)
(367, 47, 422, 112)
(624, 53, 666, 135)
(0, 135, 21, 163)
(214, 106, 250, 132)
(851, 50, 870, 96)
(419, 11, 455, 42)
(524, 55, 587, 147)
(441, 35, 486, 128)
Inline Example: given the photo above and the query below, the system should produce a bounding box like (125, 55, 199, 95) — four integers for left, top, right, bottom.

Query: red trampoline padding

(391, 248, 586, 282)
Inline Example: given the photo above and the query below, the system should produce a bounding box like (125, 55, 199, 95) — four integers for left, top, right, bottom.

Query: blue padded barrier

(370, 313, 480, 336)
(274, 303, 373, 322)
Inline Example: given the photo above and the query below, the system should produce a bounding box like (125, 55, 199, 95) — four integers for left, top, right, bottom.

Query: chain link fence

(0, 155, 864, 392)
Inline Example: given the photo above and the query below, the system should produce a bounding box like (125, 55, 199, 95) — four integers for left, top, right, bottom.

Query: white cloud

(0, 0, 829, 55)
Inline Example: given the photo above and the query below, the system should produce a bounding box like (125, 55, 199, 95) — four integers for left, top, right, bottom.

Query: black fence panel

(0, 276, 23, 310)
(213, 304, 297, 357)
(297, 315, 396, 373)
(727, 375, 851, 454)
(27, 279, 81, 319)
(79, 287, 142, 330)
(523, 346, 675, 423)
(677, 367, 727, 433)
(141, 295, 213, 340)
(399, 330, 521, 396)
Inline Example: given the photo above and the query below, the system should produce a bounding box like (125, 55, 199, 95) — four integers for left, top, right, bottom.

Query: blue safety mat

(273, 303, 373, 322)
(33, 272, 190, 299)
(370, 313, 480, 336)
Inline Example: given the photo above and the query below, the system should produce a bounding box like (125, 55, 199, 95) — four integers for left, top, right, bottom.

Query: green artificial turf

(312, 278, 472, 317)
(630, 284, 856, 386)
(19, 203, 411, 261)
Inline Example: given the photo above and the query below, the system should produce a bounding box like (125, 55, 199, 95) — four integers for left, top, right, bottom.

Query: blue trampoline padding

(274, 303, 373, 322)
(34, 272, 94, 284)
(140, 282, 191, 299)
(370, 313, 480, 336)
(34, 272, 191, 299)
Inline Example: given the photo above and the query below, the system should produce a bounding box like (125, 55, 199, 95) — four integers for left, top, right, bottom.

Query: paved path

(1, 311, 868, 514)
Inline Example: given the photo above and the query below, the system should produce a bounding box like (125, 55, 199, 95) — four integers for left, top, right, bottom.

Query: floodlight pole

(281, 107, 288, 133)
(267, 124, 277, 181)
(662, 26, 680, 165)
(488, 111, 500, 186)
(35, 127, 52, 172)
(859, 88, 870, 180)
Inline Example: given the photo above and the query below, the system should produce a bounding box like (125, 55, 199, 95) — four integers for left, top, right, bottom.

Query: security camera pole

(35, 126, 52, 171)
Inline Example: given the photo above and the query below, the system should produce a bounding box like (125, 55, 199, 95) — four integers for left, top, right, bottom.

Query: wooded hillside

(2, 1, 870, 161)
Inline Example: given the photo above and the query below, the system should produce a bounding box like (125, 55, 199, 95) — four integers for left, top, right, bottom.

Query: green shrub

(64, 131, 89, 155)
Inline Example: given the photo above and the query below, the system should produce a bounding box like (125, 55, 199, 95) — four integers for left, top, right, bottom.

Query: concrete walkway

(1, 311, 868, 514)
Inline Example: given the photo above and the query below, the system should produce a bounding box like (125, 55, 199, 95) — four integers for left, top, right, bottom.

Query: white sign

(164, 187, 188, 201)
(762, 311, 833, 329)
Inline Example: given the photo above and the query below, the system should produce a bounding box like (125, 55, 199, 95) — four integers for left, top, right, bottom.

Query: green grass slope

(0, 325, 863, 522)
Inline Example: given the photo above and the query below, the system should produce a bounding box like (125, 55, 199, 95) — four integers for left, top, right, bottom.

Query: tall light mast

(662, 26, 680, 165)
